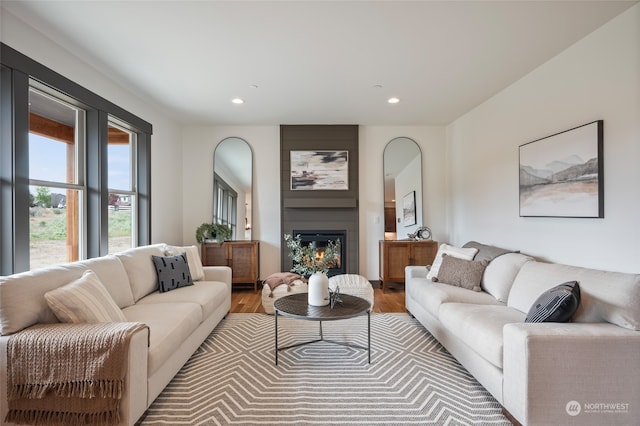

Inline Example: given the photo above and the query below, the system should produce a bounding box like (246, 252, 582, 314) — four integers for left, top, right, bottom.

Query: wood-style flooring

(230, 283, 406, 314)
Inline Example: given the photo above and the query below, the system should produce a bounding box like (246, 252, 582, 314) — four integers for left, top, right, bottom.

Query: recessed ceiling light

(387, 97, 400, 104)
(249, 84, 258, 89)
(231, 98, 244, 104)
(373, 84, 383, 89)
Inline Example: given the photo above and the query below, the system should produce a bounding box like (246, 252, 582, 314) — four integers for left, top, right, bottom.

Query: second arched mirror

(213, 137, 253, 240)
(383, 137, 422, 240)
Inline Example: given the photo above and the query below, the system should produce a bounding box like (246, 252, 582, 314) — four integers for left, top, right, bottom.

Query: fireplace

(293, 230, 347, 277)
(280, 125, 359, 276)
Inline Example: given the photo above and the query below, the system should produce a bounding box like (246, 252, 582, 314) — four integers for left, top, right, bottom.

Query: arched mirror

(213, 137, 253, 240)
(383, 137, 422, 240)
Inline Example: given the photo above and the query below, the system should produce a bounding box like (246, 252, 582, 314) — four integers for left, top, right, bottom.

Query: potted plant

(284, 233, 341, 306)
(196, 223, 232, 244)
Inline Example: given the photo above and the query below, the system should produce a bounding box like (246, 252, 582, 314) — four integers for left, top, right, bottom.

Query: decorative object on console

(290, 150, 349, 190)
(519, 120, 603, 218)
(402, 190, 417, 226)
(195, 222, 232, 244)
(525, 281, 581, 323)
(408, 226, 431, 241)
(431, 254, 488, 292)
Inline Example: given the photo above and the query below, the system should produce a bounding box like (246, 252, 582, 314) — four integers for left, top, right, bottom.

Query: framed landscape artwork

(519, 120, 603, 218)
(290, 150, 349, 190)
(403, 191, 417, 226)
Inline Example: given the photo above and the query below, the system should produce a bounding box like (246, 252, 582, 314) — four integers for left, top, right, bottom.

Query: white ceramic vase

(308, 272, 330, 306)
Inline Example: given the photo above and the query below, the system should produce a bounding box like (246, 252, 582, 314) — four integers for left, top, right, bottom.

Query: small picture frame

(403, 191, 417, 226)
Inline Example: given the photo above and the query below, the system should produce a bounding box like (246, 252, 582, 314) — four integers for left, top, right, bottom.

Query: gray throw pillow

(462, 241, 515, 263)
(152, 253, 194, 293)
(432, 254, 488, 292)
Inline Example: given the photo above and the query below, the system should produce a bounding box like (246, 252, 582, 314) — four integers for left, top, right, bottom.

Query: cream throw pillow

(426, 243, 478, 281)
(44, 270, 127, 323)
(164, 244, 205, 281)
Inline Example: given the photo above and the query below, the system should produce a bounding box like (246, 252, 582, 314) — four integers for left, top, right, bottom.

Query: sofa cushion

(462, 241, 515, 262)
(508, 261, 640, 330)
(164, 244, 205, 281)
(432, 254, 488, 292)
(407, 278, 503, 319)
(152, 253, 194, 293)
(525, 281, 581, 323)
(426, 244, 478, 281)
(116, 244, 166, 302)
(44, 270, 127, 323)
(482, 253, 534, 303)
(0, 255, 132, 335)
(136, 281, 229, 320)
(439, 303, 526, 369)
(122, 302, 202, 375)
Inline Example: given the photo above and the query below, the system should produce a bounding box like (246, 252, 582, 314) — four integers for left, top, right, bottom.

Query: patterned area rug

(140, 313, 511, 425)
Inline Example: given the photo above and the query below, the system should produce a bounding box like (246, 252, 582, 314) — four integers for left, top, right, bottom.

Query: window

(213, 174, 238, 238)
(108, 122, 136, 253)
(28, 87, 86, 269)
(0, 43, 152, 275)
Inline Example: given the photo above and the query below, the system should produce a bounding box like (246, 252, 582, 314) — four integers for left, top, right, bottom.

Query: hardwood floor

(230, 282, 406, 314)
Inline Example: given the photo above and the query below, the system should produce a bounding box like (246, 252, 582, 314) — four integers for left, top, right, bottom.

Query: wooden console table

(201, 241, 260, 290)
(379, 240, 438, 292)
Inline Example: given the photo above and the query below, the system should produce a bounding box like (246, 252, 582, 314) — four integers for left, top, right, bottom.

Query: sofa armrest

(1, 325, 150, 426)
(405, 265, 428, 281)
(203, 266, 232, 286)
(503, 322, 640, 426)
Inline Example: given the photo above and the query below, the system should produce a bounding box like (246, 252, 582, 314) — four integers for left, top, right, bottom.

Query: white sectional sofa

(405, 244, 640, 426)
(0, 244, 232, 425)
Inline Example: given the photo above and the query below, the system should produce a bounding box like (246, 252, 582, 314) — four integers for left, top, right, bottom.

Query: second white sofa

(406, 244, 640, 426)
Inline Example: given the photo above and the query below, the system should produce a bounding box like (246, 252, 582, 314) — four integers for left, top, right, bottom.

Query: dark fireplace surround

(280, 125, 359, 276)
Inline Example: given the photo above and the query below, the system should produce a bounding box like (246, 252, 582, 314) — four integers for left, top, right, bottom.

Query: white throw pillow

(164, 244, 205, 281)
(426, 243, 478, 281)
(482, 253, 534, 302)
(44, 270, 127, 323)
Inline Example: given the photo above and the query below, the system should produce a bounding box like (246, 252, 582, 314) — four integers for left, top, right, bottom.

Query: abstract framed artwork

(519, 120, 603, 218)
(403, 191, 417, 226)
(290, 150, 349, 190)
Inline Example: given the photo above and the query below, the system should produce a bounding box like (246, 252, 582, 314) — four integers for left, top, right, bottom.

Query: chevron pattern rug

(140, 313, 511, 425)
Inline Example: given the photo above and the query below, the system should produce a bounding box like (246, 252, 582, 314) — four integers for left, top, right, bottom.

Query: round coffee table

(273, 292, 371, 365)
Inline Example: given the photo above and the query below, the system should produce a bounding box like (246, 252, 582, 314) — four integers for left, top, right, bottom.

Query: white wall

(181, 126, 281, 278)
(446, 4, 640, 273)
(1, 9, 185, 246)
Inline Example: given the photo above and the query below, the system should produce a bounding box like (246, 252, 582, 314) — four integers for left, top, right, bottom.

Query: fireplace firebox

(292, 230, 346, 277)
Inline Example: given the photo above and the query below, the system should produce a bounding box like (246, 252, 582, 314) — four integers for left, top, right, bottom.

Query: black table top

(274, 292, 370, 321)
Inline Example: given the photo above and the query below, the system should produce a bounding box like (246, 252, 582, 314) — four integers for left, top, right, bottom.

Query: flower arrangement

(284, 233, 341, 277)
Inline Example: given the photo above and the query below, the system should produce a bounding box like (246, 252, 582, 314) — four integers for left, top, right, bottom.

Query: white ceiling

(3, 1, 637, 126)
